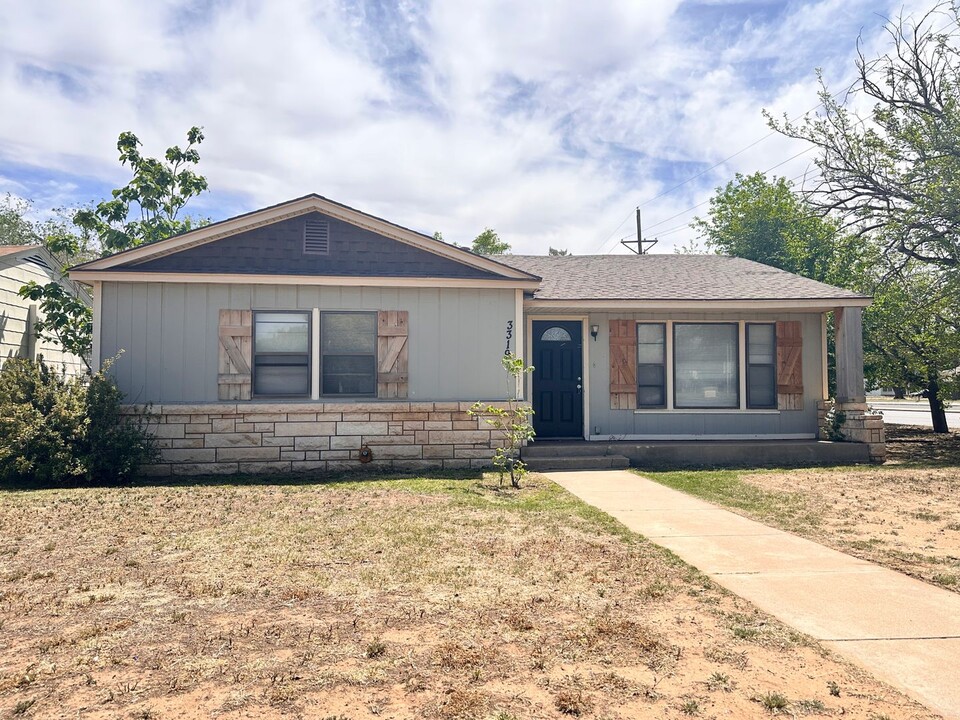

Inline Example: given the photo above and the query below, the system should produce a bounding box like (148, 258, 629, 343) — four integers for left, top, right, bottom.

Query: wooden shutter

(776, 320, 803, 410)
(218, 310, 252, 401)
(377, 310, 408, 398)
(609, 320, 637, 409)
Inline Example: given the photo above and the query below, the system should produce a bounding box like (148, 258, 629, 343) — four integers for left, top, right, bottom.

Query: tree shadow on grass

(884, 424, 960, 467)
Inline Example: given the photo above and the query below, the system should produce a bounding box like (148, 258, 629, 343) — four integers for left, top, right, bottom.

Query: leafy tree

(692, 172, 858, 284)
(861, 261, 960, 432)
(768, 4, 960, 271)
(19, 127, 208, 369)
(472, 227, 510, 255)
(548, 246, 570, 256)
(694, 171, 960, 431)
(0, 194, 40, 246)
(74, 126, 208, 253)
(17, 282, 93, 368)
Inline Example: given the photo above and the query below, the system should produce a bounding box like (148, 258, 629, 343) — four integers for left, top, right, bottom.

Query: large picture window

(636, 323, 666, 408)
(321, 312, 377, 396)
(253, 312, 311, 397)
(673, 323, 739, 408)
(746, 323, 777, 408)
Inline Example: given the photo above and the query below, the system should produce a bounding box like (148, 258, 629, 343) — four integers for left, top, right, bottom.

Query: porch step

(523, 443, 621, 458)
(524, 454, 631, 472)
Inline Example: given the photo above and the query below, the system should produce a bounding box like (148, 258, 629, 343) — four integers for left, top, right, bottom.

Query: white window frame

(634, 320, 781, 415)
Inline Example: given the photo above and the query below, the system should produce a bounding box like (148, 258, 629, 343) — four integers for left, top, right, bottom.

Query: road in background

(867, 401, 960, 431)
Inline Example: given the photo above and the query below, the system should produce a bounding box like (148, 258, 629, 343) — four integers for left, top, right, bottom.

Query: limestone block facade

(126, 401, 519, 476)
(817, 400, 886, 462)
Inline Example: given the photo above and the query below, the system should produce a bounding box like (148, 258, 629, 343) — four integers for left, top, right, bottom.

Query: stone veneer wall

(124, 401, 518, 476)
(817, 400, 886, 462)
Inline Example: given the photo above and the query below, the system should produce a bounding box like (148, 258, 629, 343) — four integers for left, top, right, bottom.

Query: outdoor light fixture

(590, 324, 600, 341)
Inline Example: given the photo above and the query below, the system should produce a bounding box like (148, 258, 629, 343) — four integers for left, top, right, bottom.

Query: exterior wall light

(590, 324, 600, 341)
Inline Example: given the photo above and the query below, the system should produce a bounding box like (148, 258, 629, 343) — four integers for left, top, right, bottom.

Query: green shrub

(0, 358, 157, 486)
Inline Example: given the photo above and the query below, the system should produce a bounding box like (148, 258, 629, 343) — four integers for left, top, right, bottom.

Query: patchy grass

(641, 426, 960, 593)
(0, 472, 936, 718)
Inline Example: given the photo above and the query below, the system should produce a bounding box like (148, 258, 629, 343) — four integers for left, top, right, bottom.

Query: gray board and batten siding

(99, 282, 518, 404)
(120, 211, 503, 279)
(540, 310, 824, 439)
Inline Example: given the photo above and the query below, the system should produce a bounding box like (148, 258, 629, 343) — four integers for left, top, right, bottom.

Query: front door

(532, 320, 584, 438)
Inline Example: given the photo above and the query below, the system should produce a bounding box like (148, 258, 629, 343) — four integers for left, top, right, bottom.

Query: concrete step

(524, 455, 631, 471)
(523, 444, 620, 458)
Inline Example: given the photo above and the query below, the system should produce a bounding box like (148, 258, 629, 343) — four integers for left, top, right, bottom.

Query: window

(540, 326, 572, 342)
(321, 312, 377, 396)
(253, 312, 311, 397)
(673, 323, 739, 408)
(746, 323, 777, 408)
(636, 323, 666, 408)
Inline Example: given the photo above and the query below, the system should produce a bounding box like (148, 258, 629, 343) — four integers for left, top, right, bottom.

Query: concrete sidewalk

(547, 470, 960, 719)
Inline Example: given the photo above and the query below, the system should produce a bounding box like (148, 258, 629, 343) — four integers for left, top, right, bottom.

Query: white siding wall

(0, 254, 88, 376)
(99, 281, 519, 403)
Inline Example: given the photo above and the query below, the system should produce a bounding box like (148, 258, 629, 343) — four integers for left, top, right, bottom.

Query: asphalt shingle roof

(489, 254, 868, 302)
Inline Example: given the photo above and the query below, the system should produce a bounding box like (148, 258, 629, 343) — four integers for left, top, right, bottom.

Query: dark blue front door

(532, 320, 583, 438)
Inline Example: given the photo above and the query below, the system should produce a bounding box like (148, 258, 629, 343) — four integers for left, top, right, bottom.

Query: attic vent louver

(303, 218, 330, 255)
(23, 254, 52, 271)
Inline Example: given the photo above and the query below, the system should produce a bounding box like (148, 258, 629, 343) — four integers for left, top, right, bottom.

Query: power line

(592, 13, 960, 255)
(604, 147, 820, 253)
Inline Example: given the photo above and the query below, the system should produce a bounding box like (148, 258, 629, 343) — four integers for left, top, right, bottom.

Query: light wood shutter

(776, 320, 803, 410)
(218, 309, 252, 400)
(377, 310, 409, 398)
(609, 320, 637, 409)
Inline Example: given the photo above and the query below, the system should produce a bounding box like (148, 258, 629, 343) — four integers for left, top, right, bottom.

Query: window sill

(633, 409, 781, 415)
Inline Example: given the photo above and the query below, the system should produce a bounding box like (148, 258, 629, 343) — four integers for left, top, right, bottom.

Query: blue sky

(0, 0, 935, 253)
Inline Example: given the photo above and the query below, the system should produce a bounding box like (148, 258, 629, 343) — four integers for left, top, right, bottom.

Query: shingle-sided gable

(109, 211, 500, 279)
(69, 195, 539, 285)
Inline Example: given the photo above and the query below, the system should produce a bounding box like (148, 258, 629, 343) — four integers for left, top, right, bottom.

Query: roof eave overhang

(525, 297, 872, 311)
(69, 195, 540, 282)
(69, 269, 542, 291)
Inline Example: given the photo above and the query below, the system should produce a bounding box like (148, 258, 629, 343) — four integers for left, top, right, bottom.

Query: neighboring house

(0, 245, 89, 376)
(69, 195, 882, 476)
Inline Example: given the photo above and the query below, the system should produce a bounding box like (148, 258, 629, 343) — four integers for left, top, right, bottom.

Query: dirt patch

(0, 475, 937, 719)
(741, 429, 960, 592)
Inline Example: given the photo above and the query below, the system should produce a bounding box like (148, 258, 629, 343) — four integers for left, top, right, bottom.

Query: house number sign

(504, 320, 513, 356)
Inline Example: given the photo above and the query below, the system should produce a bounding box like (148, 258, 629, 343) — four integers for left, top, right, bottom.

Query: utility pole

(620, 207, 658, 254)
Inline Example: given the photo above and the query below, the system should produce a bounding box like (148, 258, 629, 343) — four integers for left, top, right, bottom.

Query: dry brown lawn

(0, 472, 938, 719)
(645, 426, 960, 595)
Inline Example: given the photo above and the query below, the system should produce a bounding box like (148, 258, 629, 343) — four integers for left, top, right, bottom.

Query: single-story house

(1, 244, 89, 375)
(69, 195, 883, 476)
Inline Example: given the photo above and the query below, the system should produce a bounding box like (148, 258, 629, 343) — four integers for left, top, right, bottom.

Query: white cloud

(0, 0, 931, 255)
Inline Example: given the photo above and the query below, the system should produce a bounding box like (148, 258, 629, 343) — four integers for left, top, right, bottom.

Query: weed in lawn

(12, 699, 35, 715)
(755, 691, 789, 712)
(436, 642, 484, 670)
(681, 698, 701, 715)
(703, 645, 748, 669)
(554, 688, 594, 716)
(707, 672, 734, 691)
(796, 698, 827, 714)
(436, 688, 488, 719)
(365, 637, 387, 659)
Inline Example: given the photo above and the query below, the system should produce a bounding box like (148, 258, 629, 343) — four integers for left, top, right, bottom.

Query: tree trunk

(893, 386, 906, 399)
(927, 377, 949, 433)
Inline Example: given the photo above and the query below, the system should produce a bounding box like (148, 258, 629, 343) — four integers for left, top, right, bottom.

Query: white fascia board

(69, 270, 542, 290)
(525, 298, 872, 311)
(71, 196, 537, 281)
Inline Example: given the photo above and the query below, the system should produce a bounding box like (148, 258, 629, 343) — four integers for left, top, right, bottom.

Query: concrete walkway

(547, 470, 960, 719)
